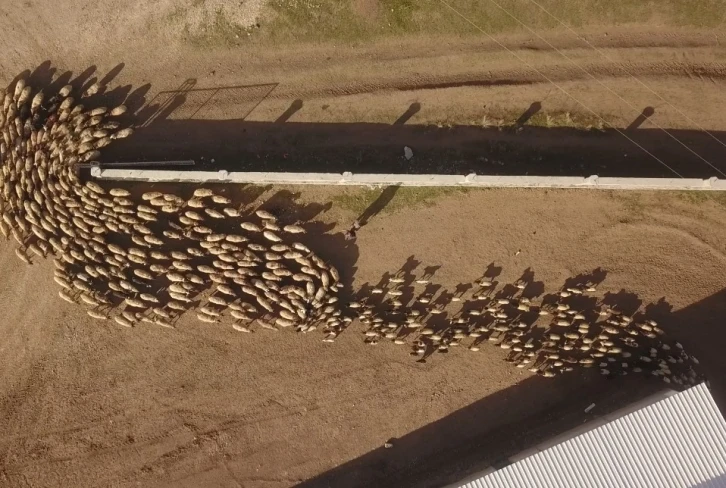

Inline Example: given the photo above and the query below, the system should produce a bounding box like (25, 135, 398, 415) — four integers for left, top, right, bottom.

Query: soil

(1, 4, 726, 488)
(97, 29, 726, 177)
(2, 186, 726, 488)
(352, 0, 381, 23)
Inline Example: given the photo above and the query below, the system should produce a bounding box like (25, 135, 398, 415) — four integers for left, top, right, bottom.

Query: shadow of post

(626, 106, 656, 131)
(22, 61, 726, 178)
(513, 101, 542, 128)
(393, 102, 422, 125)
(357, 186, 401, 226)
(276, 99, 304, 123)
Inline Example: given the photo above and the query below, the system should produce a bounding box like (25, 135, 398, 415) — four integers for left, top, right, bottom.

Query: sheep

(2, 71, 708, 393)
(87, 310, 108, 320)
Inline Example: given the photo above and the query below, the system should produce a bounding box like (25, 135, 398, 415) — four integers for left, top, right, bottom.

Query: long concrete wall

(90, 168, 726, 191)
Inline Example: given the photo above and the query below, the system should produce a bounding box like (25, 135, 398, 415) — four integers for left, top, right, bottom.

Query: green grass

(608, 191, 726, 224)
(480, 109, 606, 130)
(426, 109, 609, 132)
(333, 188, 726, 222)
(184, 9, 253, 48)
(253, 0, 726, 45)
(670, 0, 726, 26)
(380, 0, 419, 31)
(265, 0, 366, 42)
(165, 0, 725, 47)
(607, 191, 646, 220)
(526, 111, 605, 130)
(675, 191, 726, 207)
(332, 186, 472, 215)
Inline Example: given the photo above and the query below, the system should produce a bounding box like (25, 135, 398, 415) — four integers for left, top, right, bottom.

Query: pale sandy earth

(2, 187, 726, 487)
(1, 2, 726, 487)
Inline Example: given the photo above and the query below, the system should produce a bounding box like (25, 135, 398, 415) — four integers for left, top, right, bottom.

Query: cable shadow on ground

(393, 102, 421, 125)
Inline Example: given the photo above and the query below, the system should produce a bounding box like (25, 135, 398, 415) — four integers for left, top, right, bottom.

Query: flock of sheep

(0, 76, 341, 333)
(0, 74, 704, 390)
(347, 271, 703, 389)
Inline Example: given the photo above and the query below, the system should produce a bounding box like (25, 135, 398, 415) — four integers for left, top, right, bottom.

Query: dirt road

(101, 31, 726, 177)
(2, 10, 725, 177)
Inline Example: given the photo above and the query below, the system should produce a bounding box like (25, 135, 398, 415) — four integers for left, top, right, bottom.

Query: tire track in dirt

(0, 362, 416, 476)
(585, 219, 726, 268)
(259, 60, 726, 101)
(234, 29, 723, 70)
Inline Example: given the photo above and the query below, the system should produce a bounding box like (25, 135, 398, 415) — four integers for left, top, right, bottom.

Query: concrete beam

(90, 168, 726, 191)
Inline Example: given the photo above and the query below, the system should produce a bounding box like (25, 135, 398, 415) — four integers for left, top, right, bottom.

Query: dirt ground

(2, 2, 726, 177)
(2, 186, 726, 487)
(72, 29, 726, 176)
(2, 1, 726, 487)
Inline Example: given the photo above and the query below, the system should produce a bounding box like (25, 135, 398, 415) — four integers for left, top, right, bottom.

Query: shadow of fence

(138, 81, 279, 126)
(103, 117, 726, 178)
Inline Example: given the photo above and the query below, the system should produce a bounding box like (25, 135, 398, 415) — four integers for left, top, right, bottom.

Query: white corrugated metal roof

(457, 383, 726, 488)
